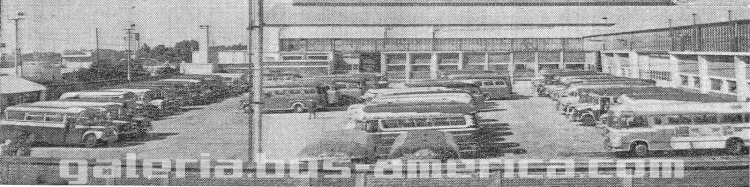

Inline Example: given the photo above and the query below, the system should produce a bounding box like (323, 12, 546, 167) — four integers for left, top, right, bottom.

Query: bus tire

(630, 142, 649, 157)
(82, 134, 99, 148)
(292, 103, 306, 113)
(725, 138, 745, 155)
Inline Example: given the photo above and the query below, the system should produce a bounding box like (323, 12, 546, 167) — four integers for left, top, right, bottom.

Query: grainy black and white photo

(0, 0, 748, 186)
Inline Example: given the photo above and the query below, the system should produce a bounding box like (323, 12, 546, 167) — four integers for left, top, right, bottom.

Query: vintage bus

(397, 81, 486, 101)
(570, 89, 737, 126)
(59, 91, 161, 119)
(241, 82, 334, 113)
(348, 102, 507, 160)
(22, 101, 152, 138)
(108, 81, 191, 106)
(347, 91, 477, 117)
(104, 88, 181, 115)
(603, 102, 750, 157)
(361, 87, 454, 101)
(0, 106, 119, 147)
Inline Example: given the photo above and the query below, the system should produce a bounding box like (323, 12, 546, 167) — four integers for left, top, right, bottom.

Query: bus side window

(629, 116, 648, 128)
(744, 114, 750, 123)
(496, 81, 505, 86)
(382, 119, 399, 128)
(652, 117, 662, 125)
(721, 114, 743, 123)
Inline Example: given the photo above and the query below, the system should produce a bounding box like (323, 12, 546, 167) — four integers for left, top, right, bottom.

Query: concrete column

(601, 53, 609, 74)
(735, 56, 749, 102)
(405, 53, 412, 80)
(533, 52, 541, 78)
(509, 52, 516, 78)
(629, 52, 640, 78)
(380, 53, 388, 75)
(484, 52, 490, 71)
(669, 54, 681, 88)
(614, 54, 623, 77)
(559, 51, 565, 69)
(697, 55, 710, 94)
(430, 53, 439, 79)
(458, 52, 464, 70)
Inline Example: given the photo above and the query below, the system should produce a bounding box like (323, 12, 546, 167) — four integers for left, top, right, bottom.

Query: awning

(0, 75, 47, 95)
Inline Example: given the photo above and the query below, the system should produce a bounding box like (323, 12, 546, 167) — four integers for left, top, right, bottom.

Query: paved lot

(28, 82, 747, 161)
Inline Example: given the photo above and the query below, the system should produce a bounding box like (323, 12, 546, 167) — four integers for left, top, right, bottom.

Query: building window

(694, 76, 701, 88)
(710, 78, 723, 91)
(307, 55, 328, 61)
(680, 75, 689, 86)
(649, 71, 670, 81)
(281, 55, 303, 61)
(565, 64, 585, 70)
(515, 64, 527, 70)
(728, 80, 737, 93)
(386, 65, 405, 71)
(490, 64, 508, 71)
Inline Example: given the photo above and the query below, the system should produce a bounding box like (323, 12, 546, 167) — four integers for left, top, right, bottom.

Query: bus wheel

(581, 115, 597, 126)
(82, 134, 99, 148)
(630, 143, 649, 157)
(725, 139, 745, 155)
(292, 104, 305, 113)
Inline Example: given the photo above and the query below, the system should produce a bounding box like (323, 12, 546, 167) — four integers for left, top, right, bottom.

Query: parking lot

(25, 82, 601, 160)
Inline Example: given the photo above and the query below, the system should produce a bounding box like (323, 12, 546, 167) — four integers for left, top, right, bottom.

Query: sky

(1, 0, 749, 53)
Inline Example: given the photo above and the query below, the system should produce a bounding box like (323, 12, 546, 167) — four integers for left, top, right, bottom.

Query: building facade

(586, 19, 750, 101)
(61, 50, 94, 73)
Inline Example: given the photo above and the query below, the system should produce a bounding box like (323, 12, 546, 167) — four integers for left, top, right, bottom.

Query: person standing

(308, 102, 318, 119)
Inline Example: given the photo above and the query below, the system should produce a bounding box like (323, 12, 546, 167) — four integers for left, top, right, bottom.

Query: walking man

(308, 102, 319, 119)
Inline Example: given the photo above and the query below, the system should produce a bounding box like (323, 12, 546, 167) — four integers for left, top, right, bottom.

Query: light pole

(125, 24, 136, 81)
(10, 12, 23, 77)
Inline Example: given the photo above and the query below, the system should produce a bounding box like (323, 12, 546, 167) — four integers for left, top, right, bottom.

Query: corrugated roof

(292, 0, 677, 6)
(266, 4, 615, 26)
(0, 75, 47, 94)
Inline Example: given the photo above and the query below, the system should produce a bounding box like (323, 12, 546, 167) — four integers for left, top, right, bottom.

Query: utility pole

(248, 0, 264, 162)
(10, 12, 23, 77)
(95, 28, 99, 64)
(125, 24, 135, 81)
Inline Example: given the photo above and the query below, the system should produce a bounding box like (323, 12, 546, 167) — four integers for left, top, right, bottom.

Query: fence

(585, 19, 750, 52)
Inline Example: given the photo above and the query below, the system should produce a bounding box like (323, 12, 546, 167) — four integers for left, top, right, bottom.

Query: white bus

(603, 102, 750, 157)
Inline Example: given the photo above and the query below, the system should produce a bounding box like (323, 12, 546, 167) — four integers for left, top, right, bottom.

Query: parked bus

(0, 105, 119, 147)
(347, 91, 477, 117)
(397, 80, 486, 101)
(22, 101, 152, 138)
(565, 87, 736, 126)
(603, 102, 750, 157)
(59, 91, 161, 119)
(361, 87, 454, 101)
(241, 82, 334, 113)
(104, 88, 181, 115)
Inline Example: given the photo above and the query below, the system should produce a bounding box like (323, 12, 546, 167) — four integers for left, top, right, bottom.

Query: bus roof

(60, 91, 136, 99)
(372, 93, 473, 104)
(618, 92, 737, 103)
(362, 102, 476, 114)
(612, 102, 750, 115)
(104, 88, 152, 94)
(403, 81, 479, 88)
(5, 105, 89, 114)
(160, 79, 202, 83)
(25, 101, 123, 108)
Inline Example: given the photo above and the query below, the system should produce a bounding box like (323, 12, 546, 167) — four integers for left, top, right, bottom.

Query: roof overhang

(293, 0, 677, 6)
